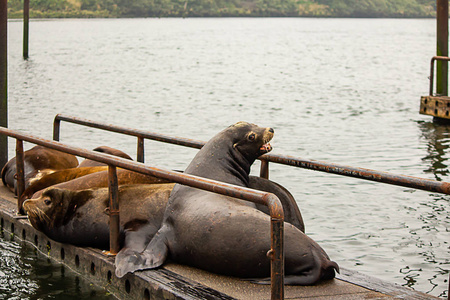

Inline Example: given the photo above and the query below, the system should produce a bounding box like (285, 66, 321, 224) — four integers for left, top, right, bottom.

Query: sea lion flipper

(115, 226, 169, 278)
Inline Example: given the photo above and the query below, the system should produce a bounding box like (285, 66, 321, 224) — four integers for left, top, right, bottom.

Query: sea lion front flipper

(115, 225, 170, 278)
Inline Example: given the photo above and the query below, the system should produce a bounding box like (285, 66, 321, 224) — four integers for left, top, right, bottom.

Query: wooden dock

(0, 184, 437, 300)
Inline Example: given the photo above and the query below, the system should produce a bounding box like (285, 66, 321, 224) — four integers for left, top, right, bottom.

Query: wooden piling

(23, 0, 29, 59)
(0, 0, 7, 169)
(436, 0, 448, 96)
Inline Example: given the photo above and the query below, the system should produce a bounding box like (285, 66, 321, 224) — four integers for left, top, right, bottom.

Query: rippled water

(0, 231, 114, 299)
(3, 18, 449, 298)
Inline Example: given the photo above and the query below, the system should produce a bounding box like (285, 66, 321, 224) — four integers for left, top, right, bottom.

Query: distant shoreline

(6, 0, 437, 19)
(6, 14, 437, 19)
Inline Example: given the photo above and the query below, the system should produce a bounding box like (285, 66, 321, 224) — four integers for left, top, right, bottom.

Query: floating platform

(0, 184, 436, 300)
(420, 95, 450, 119)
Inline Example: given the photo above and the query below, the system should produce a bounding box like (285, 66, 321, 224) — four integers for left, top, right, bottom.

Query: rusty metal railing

(0, 126, 285, 300)
(54, 114, 450, 196)
(429, 56, 450, 96)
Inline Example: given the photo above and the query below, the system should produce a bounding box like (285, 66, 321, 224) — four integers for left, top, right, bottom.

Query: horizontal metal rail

(0, 126, 285, 300)
(53, 114, 203, 163)
(429, 56, 450, 96)
(54, 114, 450, 196)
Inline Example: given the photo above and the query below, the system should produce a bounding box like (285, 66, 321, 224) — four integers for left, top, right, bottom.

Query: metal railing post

(260, 159, 269, 179)
(53, 117, 61, 141)
(137, 136, 144, 163)
(108, 165, 120, 255)
(270, 216, 284, 300)
(15, 139, 25, 212)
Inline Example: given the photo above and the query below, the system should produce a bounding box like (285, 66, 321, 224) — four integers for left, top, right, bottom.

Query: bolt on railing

(0, 126, 285, 300)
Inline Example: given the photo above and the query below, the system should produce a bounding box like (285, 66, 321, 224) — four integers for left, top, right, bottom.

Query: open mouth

(260, 143, 272, 153)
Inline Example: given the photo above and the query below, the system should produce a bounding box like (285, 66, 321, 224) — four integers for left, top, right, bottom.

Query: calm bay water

(2, 18, 449, 298)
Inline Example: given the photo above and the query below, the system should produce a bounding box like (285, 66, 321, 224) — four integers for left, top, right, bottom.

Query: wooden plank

(337, 268, 434, 300)
(420, 95, 450, 118)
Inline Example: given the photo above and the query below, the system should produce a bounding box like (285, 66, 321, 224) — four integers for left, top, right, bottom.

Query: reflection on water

(420, 120, 450, 181)
(0, 230, 115, 300)
(416, 120, 450, 298)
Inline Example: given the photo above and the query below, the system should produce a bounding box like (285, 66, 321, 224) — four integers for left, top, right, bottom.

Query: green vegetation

(7, 0, 437, 18)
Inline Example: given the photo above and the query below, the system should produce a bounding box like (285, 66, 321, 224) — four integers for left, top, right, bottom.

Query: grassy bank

(7, 0, 437, 18)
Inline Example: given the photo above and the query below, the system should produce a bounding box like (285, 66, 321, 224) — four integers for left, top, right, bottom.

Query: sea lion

(115, 175, 305, 269)
(249, 176, 304, 232)
(1, 145, 79, 195)
(18, 166, 109, 213)
(115, 122, 339, 285)
(23, 183, 174, 249)
(78, 146, 133, 168)
(28, 168, 172, 207)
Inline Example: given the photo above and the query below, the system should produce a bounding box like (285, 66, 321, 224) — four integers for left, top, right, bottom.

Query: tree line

(7, 0, 437, 18)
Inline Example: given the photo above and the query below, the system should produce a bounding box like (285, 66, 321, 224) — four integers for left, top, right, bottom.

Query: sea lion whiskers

(23, 202, 52, 229)
(36, 207, 52, 225)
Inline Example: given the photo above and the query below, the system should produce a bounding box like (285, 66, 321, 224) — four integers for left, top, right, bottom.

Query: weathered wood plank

(420, 95, 450, 119)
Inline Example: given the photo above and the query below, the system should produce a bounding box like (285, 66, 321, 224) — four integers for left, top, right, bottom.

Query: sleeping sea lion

(30, 169, 172, 200)
(1, 145, 79, 196)
(23, 184, 174, 249)
(115, 122, 338, 285)
(18, 166, 109, 214)
(78, 146, 133, 168)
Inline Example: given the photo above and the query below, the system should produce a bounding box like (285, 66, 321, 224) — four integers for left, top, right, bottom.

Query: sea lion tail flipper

(115, 228, 169, 278)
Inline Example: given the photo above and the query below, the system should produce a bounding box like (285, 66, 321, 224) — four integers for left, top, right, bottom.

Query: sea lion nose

(268, 128, 274, 133)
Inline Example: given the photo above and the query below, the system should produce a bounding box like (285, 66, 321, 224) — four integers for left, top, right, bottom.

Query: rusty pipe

(260, 153, 450, 195)
(260, 160, 269, 179)
(0, 126, 285, 300)
(53, 114, 450, 196)
(108, 165, 120, 255)
(137, 136, 144, 163)
(54, 113, 204, 149)
(15, 139, 25, 212)
(429, 56, 450, 96)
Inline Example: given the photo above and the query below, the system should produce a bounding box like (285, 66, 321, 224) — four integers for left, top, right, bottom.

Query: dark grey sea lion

(115, 122, 338, 285)
(23, 184, 174, 249)
(249, 176, 304, 232)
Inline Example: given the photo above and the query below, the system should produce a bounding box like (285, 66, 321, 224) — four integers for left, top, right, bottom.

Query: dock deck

(0, 184, 437, 300)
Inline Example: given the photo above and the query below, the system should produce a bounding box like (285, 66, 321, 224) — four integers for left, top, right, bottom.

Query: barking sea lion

(115, 122, 338, 285)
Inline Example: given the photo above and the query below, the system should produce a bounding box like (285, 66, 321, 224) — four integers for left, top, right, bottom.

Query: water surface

(0, 231, 115, 299)
(3, 18, 449, 298)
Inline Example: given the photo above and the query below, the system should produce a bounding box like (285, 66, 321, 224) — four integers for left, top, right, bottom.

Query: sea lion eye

(44, 199, 51, 205)
(248, 133, 256, 141)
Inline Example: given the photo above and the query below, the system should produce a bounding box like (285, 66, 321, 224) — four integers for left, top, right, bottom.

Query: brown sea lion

(30, 169, 172, 200)
(18, 166, 109, 212)
(1, 145, 79, 195)
(78, 146, 133, 168)
(23, 184, 174, 249)
(115, 122, 338, 285)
